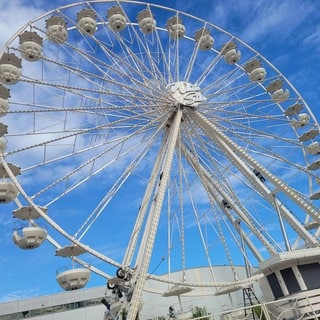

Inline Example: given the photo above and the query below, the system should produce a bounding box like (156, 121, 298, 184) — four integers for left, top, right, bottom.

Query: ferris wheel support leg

(122, 129, 171, 268)
(126, 107, 183, 320)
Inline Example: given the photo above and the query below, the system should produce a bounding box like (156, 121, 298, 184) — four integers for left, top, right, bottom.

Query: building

(0, 266, 260, 320)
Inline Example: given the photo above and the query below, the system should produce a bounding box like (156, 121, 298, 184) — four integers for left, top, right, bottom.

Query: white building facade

(0, 266, 261, 320)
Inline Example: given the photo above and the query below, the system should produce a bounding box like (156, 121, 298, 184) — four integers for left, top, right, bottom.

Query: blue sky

(0, 0, 320, 304)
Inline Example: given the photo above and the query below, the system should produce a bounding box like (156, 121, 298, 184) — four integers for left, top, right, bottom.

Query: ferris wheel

(1, 1, 320, 319)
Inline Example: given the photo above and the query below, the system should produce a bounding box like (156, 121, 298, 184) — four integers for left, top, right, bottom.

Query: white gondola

(307, 159, 320, 170)
(56, 267, 90, 291)
(0, 137, 7, 152)
(56, 244, 90, 290)
(0, 123, 7, 136)
(0, 53, 22, 85)
(19, 31, 43, 61)
(310, 192, 320, 200)
(284, 102, 303, 116)
(162, 284, 192, 297)
(249, 67, 266, 82)
(137, 9, 156, 34)
(107, 6, 127, 32)
(0, 84, 10, 116)
(166, 16, 185, 39)
(13, 226, 47, 249)
(244, 60, 266, 82)
(220, 42, 241, 64)
(0, 180, 18, 203)
(76, 8, 97, 35)
(266, 79, 283, 93)
(224, 49, 241, 64)
(162, 285, 193, 320)
(304, 220, 320, 229)
(0, 162, 20, 202)
(299, 129, 319, 142)
(46, 16, 68, 43)
(266, 79, 290, 103)
(194, 28, 214, 50)
(55, 244, 88, 257)
(291, 113, 310, 128)
(0, 162, 21, 177)
(13, 206, 47, 220)
(307, 141, 320, 155)
(272, 88, 290, 103)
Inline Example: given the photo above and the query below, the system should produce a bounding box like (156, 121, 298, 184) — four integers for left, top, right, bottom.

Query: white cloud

(0, 0, 45, 48)
(302, 24, 320, 51)
(238, 1, 314, 44)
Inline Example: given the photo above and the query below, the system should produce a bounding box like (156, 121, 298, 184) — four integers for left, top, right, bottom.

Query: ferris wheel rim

(0, 1, 319, 307)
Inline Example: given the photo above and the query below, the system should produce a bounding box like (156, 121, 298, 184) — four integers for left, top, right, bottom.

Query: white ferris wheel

(1, 1, 320, 319)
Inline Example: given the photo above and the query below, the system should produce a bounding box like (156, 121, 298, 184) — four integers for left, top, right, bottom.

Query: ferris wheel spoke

(214, 115, 304, 159)
(151, 27, 175, 84)
(191, 110, 320, 245)
(74, 120, 167, 242)
(44, 231, 112, 278)
(33, 111, 169, 203)
(28, 31, 165, 104)
(7, 108, 162, 168)
(1, 156, 122, 267)
(201, 99, 316, 178)
(36, 137, 142, 204)
(197, 55, 240, 90)
(144, 32, 173, 86)
(90, 30, 170, 98)
(183, 177, 222, 279)
(191, 145, 307, 255)
(182, 36, 201, 82)
(181, 142, 279, 257)
(19, 75, 158, 104)
(112, 29, 158, 81)
(177, 158, 255, 279)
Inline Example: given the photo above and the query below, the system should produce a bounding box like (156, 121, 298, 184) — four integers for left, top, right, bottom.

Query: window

(266, 273, 283, 299)
(298, 263, 320, 290)
(280, 268, 300, 293)
(0, 297, 102, 319)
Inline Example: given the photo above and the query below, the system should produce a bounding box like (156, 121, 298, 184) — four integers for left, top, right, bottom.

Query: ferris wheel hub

(167, 81, 204, 108)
